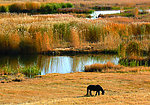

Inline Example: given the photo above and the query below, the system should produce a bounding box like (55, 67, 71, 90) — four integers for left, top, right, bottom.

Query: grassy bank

(1, 72, 150, 104)
(0, 13, 150, 55)
(0, 65, 41, 83)
(0, 2, 94, 14)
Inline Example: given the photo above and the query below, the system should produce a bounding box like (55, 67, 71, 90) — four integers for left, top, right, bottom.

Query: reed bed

(85, 62, 123, 72)
(84, 62, 150, 72)
(0, 13, 150, 54)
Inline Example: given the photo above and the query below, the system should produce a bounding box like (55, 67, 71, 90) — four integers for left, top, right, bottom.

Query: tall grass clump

(0, 65, 41, 78)
(19, 34, 37, 54)
(8, 31, 20, 53)
(70, 28, 80, 48)
(77, 22, 103, 43)
(119, 56, 150, 67)
(134, 7, 139, 18)
(85, 62, 122, 72)
(86, 25, 101, 42)
(120, 41, 140, 57)
(40, 3, 55, 14)
(53, 23, 71, 43)
(20, 65, 41, 78)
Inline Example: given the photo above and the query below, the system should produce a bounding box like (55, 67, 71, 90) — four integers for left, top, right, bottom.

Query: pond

(90, 9, 150, 19)
(90, 10, 121, 19)
(0, 54, 119, 75)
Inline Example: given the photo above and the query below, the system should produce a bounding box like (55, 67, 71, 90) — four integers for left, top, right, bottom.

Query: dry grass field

(1, 71, 150, 105)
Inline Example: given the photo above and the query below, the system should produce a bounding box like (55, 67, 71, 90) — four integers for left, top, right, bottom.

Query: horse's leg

(90, 90, 92, 96)
(95, 91, 97, 96)
(87, 89, 89, 95)
(98, 91, 100, 95)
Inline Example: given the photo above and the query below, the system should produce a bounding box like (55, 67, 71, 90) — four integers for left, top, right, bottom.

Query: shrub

(40, 4, 54, 14)
(40, 3, 74, 14)
(66, 3, 74, 8)
(60, 3, 67, 8)
(0, 66, 41, 78)
(7, 2, 75, 14)
(0, 6, 8, 12)
(20, 66, 41, 78)
(0, 66, 13, 75)
(53, 3, 61, 12)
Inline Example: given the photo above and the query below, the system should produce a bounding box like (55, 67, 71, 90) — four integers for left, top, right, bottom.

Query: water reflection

(0, 54, 119, 75)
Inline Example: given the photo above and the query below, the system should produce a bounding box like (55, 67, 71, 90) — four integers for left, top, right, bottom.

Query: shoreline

(41, 48, 118, 56)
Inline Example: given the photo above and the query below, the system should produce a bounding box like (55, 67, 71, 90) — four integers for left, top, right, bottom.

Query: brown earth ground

(1, 71, 150, 105)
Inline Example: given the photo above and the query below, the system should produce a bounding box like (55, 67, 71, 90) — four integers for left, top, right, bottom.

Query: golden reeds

(70, 28, 80, 48)
(0, 14, 149, 54)
(8, 31, 20, 52)
(85, 62, 122, 72)
(134, 7, 139, 18)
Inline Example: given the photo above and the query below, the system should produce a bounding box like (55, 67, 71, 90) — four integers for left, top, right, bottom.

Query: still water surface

(0, 54, 119, 75)
(90, 9, 150, 19)
(90, 10, 121, 19)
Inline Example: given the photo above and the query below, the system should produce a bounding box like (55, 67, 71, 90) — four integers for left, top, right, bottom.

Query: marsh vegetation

(0, 6, 150, 79)
(0, 0, 150, 104)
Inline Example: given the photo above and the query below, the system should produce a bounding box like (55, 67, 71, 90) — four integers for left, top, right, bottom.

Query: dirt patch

(0, 72, 150, 104)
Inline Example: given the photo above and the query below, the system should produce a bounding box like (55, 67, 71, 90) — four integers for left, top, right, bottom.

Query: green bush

(7, 2, 74, 14)
(40, 3, 74, 14)
(40, 4, 54, 14)
(66, 3, 74, 8)
(0, 6, 8, 12)
(60, 3, 67, 8)
(20, 66, 41, 78)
